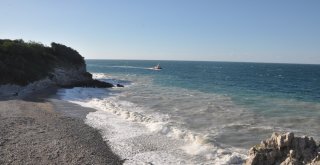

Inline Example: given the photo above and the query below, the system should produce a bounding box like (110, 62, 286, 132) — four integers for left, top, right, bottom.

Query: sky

(1, 0, 320, 64)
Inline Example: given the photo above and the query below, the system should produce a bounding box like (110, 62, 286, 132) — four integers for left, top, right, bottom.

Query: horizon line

(85, 58, 320, 66)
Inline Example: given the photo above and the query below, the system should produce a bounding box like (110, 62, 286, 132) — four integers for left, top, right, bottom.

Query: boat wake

(103, 65, 161, 70)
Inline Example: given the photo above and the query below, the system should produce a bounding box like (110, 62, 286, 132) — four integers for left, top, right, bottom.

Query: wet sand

(0, 91, 123, 165)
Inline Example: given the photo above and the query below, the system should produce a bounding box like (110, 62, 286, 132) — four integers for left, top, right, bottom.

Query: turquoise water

(85, 59, 320, 151)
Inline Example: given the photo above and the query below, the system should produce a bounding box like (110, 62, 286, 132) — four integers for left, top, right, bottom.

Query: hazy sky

(1, 0, 320, 64)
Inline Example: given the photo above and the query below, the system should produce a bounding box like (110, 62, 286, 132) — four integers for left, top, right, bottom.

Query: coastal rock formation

(246, 132, 320, 165)
(0, 39, 114, 97)
(50, 66, 91, 86)
(51, 67, 113, 88)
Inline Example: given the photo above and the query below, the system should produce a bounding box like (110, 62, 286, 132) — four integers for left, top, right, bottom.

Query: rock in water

(116, 84, 124, 87)
(246, 132, 320, 165)
(60, 79, 114, 88)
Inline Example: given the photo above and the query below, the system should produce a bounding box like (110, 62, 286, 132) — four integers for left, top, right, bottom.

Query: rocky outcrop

(246, 132, 320, 165)
(0, 66, 114, 98)
(50, 66, 91, 86)
(0, 39, 116, 98)
(50, 67, 113, 88)
(60, 79, 114, 88)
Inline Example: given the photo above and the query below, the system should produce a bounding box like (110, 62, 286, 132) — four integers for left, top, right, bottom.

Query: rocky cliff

(0, 39, 113, 97)
(246, 132, 320, 165)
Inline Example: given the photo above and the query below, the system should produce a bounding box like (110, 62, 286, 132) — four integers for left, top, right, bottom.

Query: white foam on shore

(57, 73, 248, 164)
(58, 88, 189, 164)
(85, 110, 189, 164)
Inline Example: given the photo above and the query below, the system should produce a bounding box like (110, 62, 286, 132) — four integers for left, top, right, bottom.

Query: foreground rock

(246, 132, 320, 165)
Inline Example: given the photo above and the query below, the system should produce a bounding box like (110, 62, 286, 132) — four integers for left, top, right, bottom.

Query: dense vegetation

(0, 39, 85, 85)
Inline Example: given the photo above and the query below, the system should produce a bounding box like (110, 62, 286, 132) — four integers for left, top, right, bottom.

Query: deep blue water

(86, 60, 320, 102)
(87, 60, 320, 123)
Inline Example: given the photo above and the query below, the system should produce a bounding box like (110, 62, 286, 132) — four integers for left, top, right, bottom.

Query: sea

(58, 60, 320, 164)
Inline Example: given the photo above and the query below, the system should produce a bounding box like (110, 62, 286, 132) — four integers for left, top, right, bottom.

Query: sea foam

(58, 73, 247, 164)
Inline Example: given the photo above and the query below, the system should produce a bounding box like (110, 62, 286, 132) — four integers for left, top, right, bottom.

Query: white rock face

(51, 66, 91, 86)
(246, 132, 320, 165)
(0, 66, 90, 97)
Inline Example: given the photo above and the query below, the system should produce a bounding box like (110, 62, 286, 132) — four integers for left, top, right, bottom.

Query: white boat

(149, 64, 162, 70)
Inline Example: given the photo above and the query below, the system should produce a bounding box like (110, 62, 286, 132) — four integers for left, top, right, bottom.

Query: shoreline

(0, 89, 123, 164)
(58, 86, 248, 164)
(1, 78, 319, 164)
